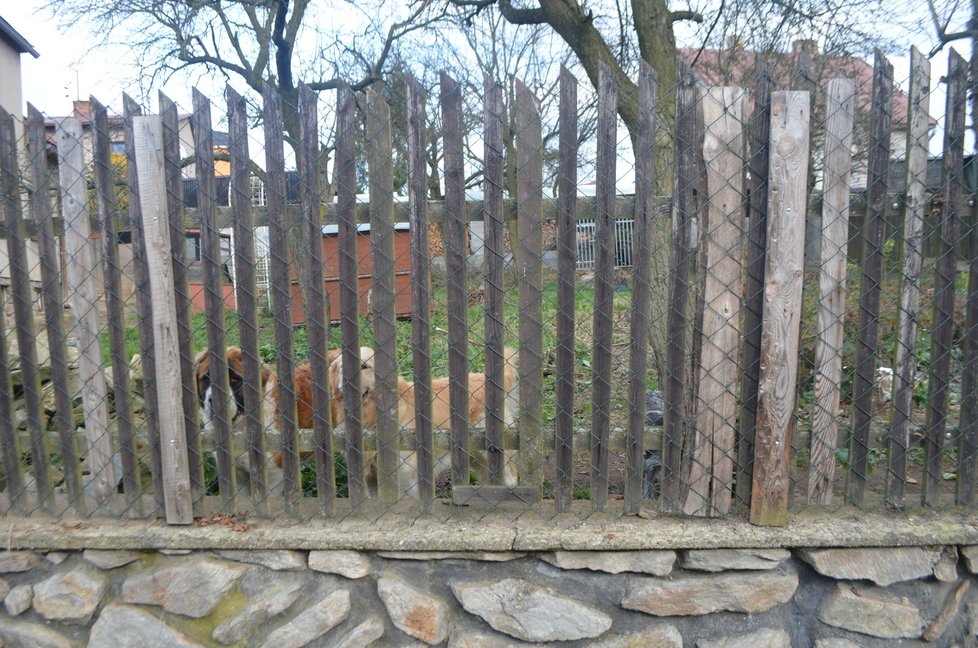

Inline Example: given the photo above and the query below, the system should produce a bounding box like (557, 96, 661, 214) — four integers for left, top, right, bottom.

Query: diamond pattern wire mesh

(0, 44, 975, 525)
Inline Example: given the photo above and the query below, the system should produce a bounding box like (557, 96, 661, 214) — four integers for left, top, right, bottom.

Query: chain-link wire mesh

(0, 39, 975, 525)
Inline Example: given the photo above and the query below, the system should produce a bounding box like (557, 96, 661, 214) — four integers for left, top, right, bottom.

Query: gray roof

(0, 15, 39, 58)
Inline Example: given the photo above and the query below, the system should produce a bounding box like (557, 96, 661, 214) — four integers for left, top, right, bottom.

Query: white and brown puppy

(195, 346, 278, 433)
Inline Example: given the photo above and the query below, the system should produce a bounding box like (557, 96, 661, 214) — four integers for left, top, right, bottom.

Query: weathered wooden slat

(406, 75, 434, 508)
(30, 104, 86, 514)
(367, 82, 400, 504)
(133, 115, 193, 525)
(262, 83, 301, 513)
(91, 98, 137, 515)
(193, 89, 235, 510)
(625, 61, 657, 515)
(737, 56, 773, 509)
(483, 77, 506, 488)
(440, 72, 471, 490)
(808, 78, 856, 506)
(555, 67, 578, 513)
(959, 52, 978, 506)
(847, 50, 893, 506)
(227, 85, 269, 514)
(661, 61, 696, 514)
(516, 77, 545, 496)
(160, 93, 202, 513)
(923, 49, 966, 508)
(750, 91, 810, 526)
(888, 49, 931, 506)
(335, 81, 366, 508)
(297, 84, 333, 514)
(2, 110, 52, 513)
(684, 86, 747, 517)
(0, 110, 27, 513)
(124, 94, 164, 516)
(56, 116, 118, 510)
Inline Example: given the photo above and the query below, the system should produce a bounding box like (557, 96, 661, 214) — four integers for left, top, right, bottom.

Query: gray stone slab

(4, 583, 32, 616)
(308, 549, 371, 578)
(540, 550, 675, 575)
(83, 549, 141, 570)
(88, 602, 204, 648)
(451, 577, 612, 642)
(591, 625, 684, 648)
(215, 549, 306, 570)
(696, 628, 791, 648)
(622, 567, 798, 616)
(259, 589, 351, 648)
(0, 618, 74, 648)
(333, 617, 387, 648)
(32, 563, 106, 624)
(212, 581, 303, 645)
(121, 554, 249, 618)
(681, 548, 790, 572)
(798, 547, 941, 586)
(0, 551, 42, 573)
(817, 582, 924, 639)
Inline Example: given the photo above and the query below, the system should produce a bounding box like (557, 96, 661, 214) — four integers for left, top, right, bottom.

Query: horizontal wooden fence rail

(0, 45, 974, 525)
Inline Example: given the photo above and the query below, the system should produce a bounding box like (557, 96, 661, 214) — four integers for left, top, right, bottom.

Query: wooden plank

(847, 50, 893, 506)
(335, 81, 366, 508)
(888, 48, 931, 506)
(737, 56, 773, 509)
(483, 77, 506, 489)
(684, 86, 746, 517)
(661, 61, 696, 513)
(367, 82, 400, 504)
(808, 78, 856, 506)
(589, 65, 617, 510)
(1, 110, 53, 513)
(555, 67, 578, 513)
(750, 91, 810, 526)
(91, 98, 137, 515)
(262, 83, 301, 514)
(0, 110, 27, 513)
(923, 49, 966, 508)
(625, 61, 657, 514)
(959, 50, 978, 506)
(515, 77, 545, 496)
(406, 75, 434, 509)
(56, 116, 118, 510)
(193, 89, 236, 510)
(161, 92, 203, 512)
(227, 85, 269, 514)
(441, 72, 470, 490)
(133, 115, 193, 525)
(297, 84, 333, 514)
(124, 94, 164, 516)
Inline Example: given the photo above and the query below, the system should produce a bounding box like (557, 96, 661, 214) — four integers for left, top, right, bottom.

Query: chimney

(72, 100, 91, 120)
(792, 39, 818, 56)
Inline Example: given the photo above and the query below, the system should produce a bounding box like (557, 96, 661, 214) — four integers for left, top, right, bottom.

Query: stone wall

(2, 544, 978, 647)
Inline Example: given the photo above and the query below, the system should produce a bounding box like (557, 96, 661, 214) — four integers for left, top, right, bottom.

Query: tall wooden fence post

(133, 115, 193, 524)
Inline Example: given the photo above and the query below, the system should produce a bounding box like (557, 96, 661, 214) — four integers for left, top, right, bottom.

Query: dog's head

(328, 346, 376, 402)
(195, 347, 272, 432)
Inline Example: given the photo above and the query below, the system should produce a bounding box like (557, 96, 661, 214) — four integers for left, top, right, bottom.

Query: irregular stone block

(814, 640, 862, 648)
(215, 550, 306, 571)
(44, 552, 69, 565)
(451, 577, 612, 642)
(121, 554, 249, 618)
(308, 550, 371, 579)
(0, 618, 74, 648)
(817, 582, 924, 639)
(212, 581, 303, 645)
(259, 589, 351, 648)
(593, 625, 683, 648)
(380, 575, 451, 645)
(797, 547, 940, 586)
(378, 551, 525, 562)
(32, 564, 106, 624)
(5, 583, 32, 616)
(681, 548, 790, 572)
(89, 602, 203, 648)
(333, 616, 387, 648)
(622, 567, 798, 616)
(541, 550, 675, 575)
(83, 549, 141, 570)
(923, 579, 970, 642)
(962, 546, 978, 574)
(448, 629, 532, 647)
(0, 551, 41, 573)
(934, 546, 959, 582)
(695, 628, 790, 648)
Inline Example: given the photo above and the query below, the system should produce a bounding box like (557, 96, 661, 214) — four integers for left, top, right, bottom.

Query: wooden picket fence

(0, 46, 975, 526)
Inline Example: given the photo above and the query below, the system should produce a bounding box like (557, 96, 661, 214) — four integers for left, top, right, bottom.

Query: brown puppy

(195, 347, 277, 433)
